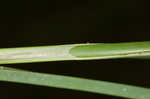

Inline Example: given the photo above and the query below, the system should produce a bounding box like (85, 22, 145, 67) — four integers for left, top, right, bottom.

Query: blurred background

(0, 0, 150, 99)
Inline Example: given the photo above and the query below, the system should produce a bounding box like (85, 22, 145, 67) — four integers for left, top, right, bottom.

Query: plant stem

(0, 41, 150, 64)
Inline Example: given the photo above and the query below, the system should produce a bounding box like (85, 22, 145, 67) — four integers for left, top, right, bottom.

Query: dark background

(0, 0, 150, 99)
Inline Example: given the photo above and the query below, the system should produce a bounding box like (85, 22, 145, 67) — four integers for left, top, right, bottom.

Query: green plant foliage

(0, 67, 150, 99)
(0, 41, 150, 98)
(0, 41, 150, 64)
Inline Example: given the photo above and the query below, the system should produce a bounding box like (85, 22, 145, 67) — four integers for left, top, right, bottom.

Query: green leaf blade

(0, 67, 150, 99)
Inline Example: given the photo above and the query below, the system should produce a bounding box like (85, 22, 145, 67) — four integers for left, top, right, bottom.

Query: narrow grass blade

(0, 41, 150, 64)
(0, 67, 150, 99)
